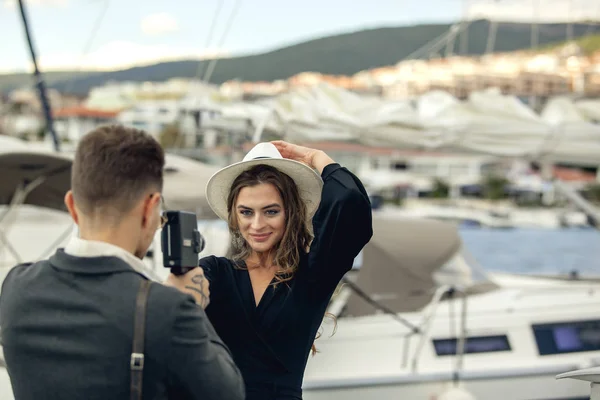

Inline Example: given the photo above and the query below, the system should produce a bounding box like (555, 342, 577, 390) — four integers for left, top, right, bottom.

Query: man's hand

(165, 267, 211, 309)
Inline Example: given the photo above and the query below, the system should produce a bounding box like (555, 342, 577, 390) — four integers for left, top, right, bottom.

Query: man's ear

(64, 191, 79, 225)
(141, 192, 161, 229)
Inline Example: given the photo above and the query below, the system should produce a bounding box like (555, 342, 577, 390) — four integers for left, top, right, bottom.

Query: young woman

(200, 140, 373, 400)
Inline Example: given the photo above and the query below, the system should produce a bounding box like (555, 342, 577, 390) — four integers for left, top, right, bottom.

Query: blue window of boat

(532, 319, 600, 356)
(432, 335, 511, 356)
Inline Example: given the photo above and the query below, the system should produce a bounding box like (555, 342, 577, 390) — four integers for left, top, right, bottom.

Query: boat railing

(406, 284, 469, 379)
(556, 366, 600, 400)
(514, 284, 599, 300)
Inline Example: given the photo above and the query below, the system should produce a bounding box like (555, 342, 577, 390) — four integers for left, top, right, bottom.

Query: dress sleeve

(198, 255, 223, 307)
(306, 163, 373, 295)
(199, 255, 220, 286)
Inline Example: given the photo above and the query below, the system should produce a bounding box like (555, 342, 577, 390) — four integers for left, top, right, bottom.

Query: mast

(17, 0, 60, 151)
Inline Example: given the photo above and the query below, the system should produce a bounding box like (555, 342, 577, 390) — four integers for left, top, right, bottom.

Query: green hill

(0, 71, 98, 94)
(539, 33, 600, 54)
(1, 19, 597, 95)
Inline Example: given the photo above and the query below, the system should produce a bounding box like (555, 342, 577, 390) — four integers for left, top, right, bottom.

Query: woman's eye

(240, 210, 252, 216)
(266, 209, 279, 216)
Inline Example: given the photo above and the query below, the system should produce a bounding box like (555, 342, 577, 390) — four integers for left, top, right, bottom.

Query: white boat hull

(302, 273, 600, 400)
(303, 371, 591, 400)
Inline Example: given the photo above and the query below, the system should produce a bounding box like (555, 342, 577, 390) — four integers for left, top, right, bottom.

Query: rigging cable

(202, 0, 243, 84)
(193, 1, 226, 82)
(173, 0, 243, 148)
(62, 0, 110, 95)
(340, 276, 421, 334)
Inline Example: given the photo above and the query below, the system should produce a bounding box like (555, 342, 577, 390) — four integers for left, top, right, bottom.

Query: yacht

(302, 214, 600, 400)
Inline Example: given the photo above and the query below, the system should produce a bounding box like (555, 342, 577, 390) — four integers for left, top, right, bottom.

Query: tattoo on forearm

(185, 273, 210, 308)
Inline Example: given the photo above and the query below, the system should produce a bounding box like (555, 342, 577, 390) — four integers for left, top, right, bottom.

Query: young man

(0, 125, 244, 400)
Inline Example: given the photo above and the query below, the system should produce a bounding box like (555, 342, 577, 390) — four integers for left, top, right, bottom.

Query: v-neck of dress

(240, 261, 277, 315)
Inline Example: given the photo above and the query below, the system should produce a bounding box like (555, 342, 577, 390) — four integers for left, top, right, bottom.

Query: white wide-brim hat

(205, 142, 323, 222)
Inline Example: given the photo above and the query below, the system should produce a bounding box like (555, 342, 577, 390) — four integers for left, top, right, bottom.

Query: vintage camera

(161, 210, 205, 275)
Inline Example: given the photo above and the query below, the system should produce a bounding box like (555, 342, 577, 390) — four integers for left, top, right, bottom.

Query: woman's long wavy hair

(226, 164, 335, 355)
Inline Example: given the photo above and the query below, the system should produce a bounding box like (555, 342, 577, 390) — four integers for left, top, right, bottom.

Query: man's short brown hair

(72, 124, 165, 217)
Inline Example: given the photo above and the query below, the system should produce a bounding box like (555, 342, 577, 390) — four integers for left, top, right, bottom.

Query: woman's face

(235, 183, 286, 254)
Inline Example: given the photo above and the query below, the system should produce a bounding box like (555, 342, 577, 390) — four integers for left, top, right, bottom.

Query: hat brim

(205, 158, 323, 223)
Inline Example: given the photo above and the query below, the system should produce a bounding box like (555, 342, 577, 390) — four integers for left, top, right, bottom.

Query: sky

(1, 0, 599, 73)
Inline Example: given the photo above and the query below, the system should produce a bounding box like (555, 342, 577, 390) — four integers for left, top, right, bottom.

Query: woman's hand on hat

(272, 140, 335, 174)
(271, 141, 318, 168)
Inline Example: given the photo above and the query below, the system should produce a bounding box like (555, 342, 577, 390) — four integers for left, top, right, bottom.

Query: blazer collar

(61, 236, 161, 281)
(50, 249, 145, 277)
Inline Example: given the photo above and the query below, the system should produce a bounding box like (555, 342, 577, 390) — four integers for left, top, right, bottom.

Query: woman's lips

(250, 233, 271, 242)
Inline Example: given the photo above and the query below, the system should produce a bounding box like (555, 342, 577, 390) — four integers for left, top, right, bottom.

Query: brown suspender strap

(131, 279, 151, 400)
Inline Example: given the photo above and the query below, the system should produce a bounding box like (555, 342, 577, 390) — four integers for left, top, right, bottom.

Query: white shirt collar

(63, 236, 162, 281)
